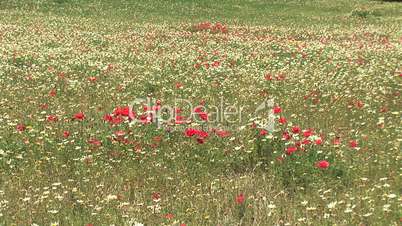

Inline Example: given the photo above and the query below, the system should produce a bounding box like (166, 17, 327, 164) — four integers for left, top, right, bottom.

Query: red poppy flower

(185, 128, 209, 142)
(349, 140, 358, 148)
(194, 106, 208, 121)
(165, 213, 174, 220)
(286, 146, 297, 155)
(236, 193, 245, 204)
(49, 89, 56, 97)
(114, 130, 125, 137)
(302, 139, 311, 145)
(282, 131, 291, 140)
(103, 114, 113, 122)
(175, 82, 183, 89)
(175, 115, 185, 124)
(196, 130, 209, 138)
(316, 160, 330, 169)
(212, 61, 220, 67)
(315, 138, 323, 145)
(63, 131, 70, 138)
(265, 73, 273, 81)
(198, 112, 208, 121)
(215, 129, 230, 138)
(152, 192, 161, 201)
(16, 124, 26, 132)
(303, 129, 313, 138)
(276, 73, 286, 80)
(112, 116, 124, 125)
(259, 129, 268, 136)
(88, 138, 102, 146)
(291, 126, 300, 133)
(354, 100, 364, 109)
(278, 117, 287, 124)
(139, 113, 153, 124)
(273, 106, 282, 114)
(73, 112, 85, 120)
(47, 115, 58, 122)
(185, 128, 197, 137)
(113, 106, 130, 116)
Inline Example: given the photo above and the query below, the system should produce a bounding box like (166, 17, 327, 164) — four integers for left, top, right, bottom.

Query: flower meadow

(0, 0, 401, 225)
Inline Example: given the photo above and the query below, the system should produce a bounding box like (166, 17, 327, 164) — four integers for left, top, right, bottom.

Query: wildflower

(349, 140, 358, 148)
(259, 129, 268, 136)
(63, 131, 70, 138)
(175, 115, 185, 124)
(315, 137, 323, 145)
(265, 73, 273, 80)
(16, 124, 26, 132)
(194, 106, 208, 121)
(291, 126, 300, 133)
(211, 60, 220, 67)
(103, 114, 113, 122)
(112, 116, 124, 124)
(175, 82, 183, 89)
(267, 203, 276, 209)
(354, 100, 364, 109)
(49, 89, 57, 97)
(47, 115, 58, 122)
(286, 146, 297, 155)
(236, 193, 245, 204)
(215, 129, 230, 138)
(88, 138, 102, 147)
(273, 106, 281, 114)
(278, 117, 287, 124)
(114, 130, 126, 137)
(152, 192, 161, 202)
(282, 131, 291, 140)
(316, 160, 330, 169)
(302, 139, 311, 145)
(185, 128, 197, 137)
(303, 129, 313, 138)
(165, 213, 174, 220)
(196, 130, 208, 138)
(327, 201, 337, 209)
(113, 106, 135, 120)
(73, 112, 85, 120)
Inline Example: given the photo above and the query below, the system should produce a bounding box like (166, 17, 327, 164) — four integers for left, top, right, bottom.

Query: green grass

(0, 0, 401, 225)
(2, 0, 402, 26)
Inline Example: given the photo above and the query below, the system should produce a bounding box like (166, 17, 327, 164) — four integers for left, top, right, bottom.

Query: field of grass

(0, 0, 401, 225)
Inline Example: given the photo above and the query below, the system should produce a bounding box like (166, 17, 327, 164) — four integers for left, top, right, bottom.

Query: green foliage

(350, 7, 374, 18)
